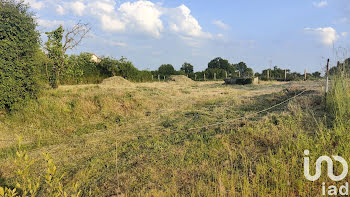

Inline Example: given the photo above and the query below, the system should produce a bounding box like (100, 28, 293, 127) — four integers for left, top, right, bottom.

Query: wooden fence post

(267, 70, 269, 81)
(284, 69, 287, 81)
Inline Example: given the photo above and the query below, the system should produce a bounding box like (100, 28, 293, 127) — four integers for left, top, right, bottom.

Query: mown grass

(0, 79, 348, 196)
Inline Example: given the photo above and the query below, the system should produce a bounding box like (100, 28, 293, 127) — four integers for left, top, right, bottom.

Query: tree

(208, 57, 235, 73)
(158, 64, 176, 76)
(117, 58, 139, 80)
(0, 0, 40, 111)
(312, 71, 321, 78)
(235, 62, 254, 77)
(180, 62, 194, 74)
(45, 22, 90, 88)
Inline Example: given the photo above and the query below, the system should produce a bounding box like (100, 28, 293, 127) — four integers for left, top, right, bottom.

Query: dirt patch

(167, 75, 195, 85)
(100, 76, 133, 86)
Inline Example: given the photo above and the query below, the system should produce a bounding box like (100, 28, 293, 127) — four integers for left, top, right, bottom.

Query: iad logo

(304, 150, 348, 181)
(304, 150, 349, 196)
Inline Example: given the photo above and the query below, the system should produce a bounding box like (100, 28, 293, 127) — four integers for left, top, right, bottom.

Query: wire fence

(0, 87, 314, 144)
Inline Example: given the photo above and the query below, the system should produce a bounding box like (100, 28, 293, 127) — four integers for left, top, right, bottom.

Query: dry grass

(0, 79, 325, 196)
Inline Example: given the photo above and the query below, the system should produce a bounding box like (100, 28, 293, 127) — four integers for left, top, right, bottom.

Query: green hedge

(0, 1, 40, 111)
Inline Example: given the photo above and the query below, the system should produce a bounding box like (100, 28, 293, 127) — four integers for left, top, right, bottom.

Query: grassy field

(1, 77, 348, 196)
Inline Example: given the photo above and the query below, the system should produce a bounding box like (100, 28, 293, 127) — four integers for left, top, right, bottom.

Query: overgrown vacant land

(0, 77, 346, 196)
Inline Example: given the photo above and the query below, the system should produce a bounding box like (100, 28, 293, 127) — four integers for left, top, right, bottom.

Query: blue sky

(26, 0, 350, 73)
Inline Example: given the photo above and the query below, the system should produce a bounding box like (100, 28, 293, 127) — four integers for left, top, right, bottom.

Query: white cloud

(24, 0, 44, 10)
(304, 27, 339, 46)
(313, 1, 328, 8)
(37, 19, 64, 28)
(56, 5, 65, 15)
(168, 4, 212, 38)
(111, 42, 127, 47)
(90, 1, 116, 14)
(71, 1, 86, 16)
(117, 1, 163, 38)
(99, 14, 126, 32)
(49, 0, 210, 40)
(212, 20, 229, 30)
(341, 32, 348, 37)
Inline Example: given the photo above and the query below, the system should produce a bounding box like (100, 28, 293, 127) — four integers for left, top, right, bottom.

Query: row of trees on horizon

(0, 0, 345, 112)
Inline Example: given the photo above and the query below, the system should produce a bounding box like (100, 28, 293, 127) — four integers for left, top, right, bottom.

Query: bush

(61, 53, 105, 84)
(0, 0, 40, 111)
(235, 77, 253, 85)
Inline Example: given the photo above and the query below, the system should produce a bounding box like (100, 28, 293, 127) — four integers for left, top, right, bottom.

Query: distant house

(90, 54, 101, 63)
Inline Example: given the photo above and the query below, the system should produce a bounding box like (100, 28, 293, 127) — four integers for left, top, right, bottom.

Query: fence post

(267, 70, 269, 81)
(326, 59, 329, 94)
(284, 69, 287, 81)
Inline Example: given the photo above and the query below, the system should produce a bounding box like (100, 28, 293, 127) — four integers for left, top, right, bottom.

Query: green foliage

(44, 25, 65, 88)
(158, 64, 176, 76)
(98, 56, 119, 77)
(329, 58, 350, 77)
(205, 68, 227, 80)
(312, 71, 321, 78)
(62, 53, 105, 84)
(235, 77, 253, 85)
(0, 141, 81, 197)
(208, 57, 235, 73)
(116, 58, 153, 82)
(0, 0, 41, 111)
(180, 62, 194, 74)
(234, 62, 254, 77)
(326, 77, 350, 124)
(206, 58, 254, 80)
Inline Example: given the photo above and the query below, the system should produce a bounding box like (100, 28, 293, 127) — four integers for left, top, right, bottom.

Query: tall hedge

(0, 0, 40, 111)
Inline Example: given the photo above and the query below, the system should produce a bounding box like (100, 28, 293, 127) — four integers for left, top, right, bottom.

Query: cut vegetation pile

(100, 76, 133, 86)
(167, 75, 195, 84)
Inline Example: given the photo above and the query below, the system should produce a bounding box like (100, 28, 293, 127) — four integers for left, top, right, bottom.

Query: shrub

(235, 77, 253, 85)
(0, 0, 40, 111)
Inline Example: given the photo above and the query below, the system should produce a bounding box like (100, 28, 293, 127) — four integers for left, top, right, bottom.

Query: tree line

(0, 0, 327, 111)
